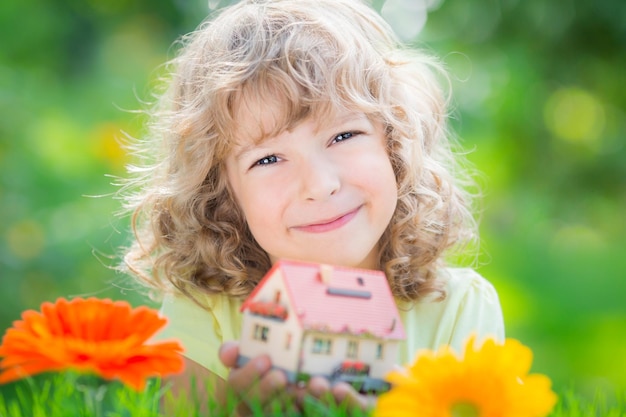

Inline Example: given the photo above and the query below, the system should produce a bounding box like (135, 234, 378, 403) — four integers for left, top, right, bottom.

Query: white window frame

(312, 337, 332, 354)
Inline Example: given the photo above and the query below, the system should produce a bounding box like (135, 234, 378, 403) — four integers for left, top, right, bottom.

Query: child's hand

(218, 341, 289, 415)
(219, 341, 375, 414)
(296, 376, 376, 412)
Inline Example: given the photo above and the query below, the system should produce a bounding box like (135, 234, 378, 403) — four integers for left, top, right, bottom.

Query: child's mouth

(293, 206, 361, 233)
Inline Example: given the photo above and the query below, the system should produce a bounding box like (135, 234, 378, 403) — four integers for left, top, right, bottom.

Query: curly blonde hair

(120, 0, 479, 304)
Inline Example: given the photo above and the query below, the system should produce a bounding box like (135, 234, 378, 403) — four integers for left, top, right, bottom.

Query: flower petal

(376, 335, 557, 417)
(0, 297, 184, 390)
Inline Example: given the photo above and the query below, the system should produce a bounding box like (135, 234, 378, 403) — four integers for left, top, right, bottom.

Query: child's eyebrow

(230, 112, 367, 162)
(329, 112, 369, 127)
(230, 135, 279, 162)
(231, 144, 259, 162)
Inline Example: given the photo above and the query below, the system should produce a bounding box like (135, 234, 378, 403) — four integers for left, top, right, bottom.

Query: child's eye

(331, 131, 357, 144)
(253, 154, 278, 167)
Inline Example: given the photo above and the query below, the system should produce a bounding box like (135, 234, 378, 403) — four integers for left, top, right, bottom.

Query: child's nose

(298, 157, 341, 201)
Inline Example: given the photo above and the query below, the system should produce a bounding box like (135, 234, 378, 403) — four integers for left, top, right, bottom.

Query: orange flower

(0, 297, 184, 390)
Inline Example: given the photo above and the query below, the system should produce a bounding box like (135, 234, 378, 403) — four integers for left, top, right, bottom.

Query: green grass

(0, 372, 623, 417)
(0, 372, 163, 417)
(549, 389, 625, 417)
(0, 372, 369, 417)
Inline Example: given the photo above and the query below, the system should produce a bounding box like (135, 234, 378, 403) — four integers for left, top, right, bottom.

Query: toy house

(237, 259, 405, 393)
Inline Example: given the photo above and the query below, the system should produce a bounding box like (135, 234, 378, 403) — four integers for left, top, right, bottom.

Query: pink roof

(241, 260, 406, 340)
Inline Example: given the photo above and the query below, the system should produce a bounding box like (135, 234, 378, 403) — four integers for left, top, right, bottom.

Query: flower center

(451, 402, 480, 417)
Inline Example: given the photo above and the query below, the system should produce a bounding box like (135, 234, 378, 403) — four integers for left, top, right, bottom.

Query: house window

(347, 340, 359, 359)
(253, 324, 269, 342)
(285, 332, 292, 350)
(376, 343, 384, 359)
(312, 337, 332, 354)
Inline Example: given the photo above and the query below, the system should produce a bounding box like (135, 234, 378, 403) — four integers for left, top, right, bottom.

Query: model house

(237, 259, 405, 392)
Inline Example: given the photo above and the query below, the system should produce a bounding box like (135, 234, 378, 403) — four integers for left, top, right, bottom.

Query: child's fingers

(250, 367, 288, 400)
(331, 382, 376, 411)
(290, 375, 331, 408)
(224, 355, 270, 416)
(218, 341, 240, 368)
(236, 365, 288, 416)
(306, 376, 332, 399)
(221, 349, 289, 414)
(227, 354, 271, 391)
(291, 376, 340, 414)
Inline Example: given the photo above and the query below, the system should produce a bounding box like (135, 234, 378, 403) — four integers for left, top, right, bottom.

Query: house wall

(299, 331, 344, 377)
(239, 315, 302, 373)
(299, 332, 399, 380)
(366, 340, 399, 379)
(238, 271, 303, 378)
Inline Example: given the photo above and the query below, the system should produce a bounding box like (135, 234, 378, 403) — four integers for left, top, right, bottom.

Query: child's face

(225, 109, 397, 270)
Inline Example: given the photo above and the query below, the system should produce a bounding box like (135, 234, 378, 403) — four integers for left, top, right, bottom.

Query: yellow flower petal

(375, 335, 558, 417)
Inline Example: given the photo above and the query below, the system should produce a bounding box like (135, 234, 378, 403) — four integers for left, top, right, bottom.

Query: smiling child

(119, 0, 504, 413)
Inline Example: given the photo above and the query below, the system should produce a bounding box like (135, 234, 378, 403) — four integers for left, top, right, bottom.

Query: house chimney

(319, 264, 333, 284)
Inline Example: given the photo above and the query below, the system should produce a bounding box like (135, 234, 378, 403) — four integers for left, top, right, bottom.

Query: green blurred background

(1, 0, 624, 401)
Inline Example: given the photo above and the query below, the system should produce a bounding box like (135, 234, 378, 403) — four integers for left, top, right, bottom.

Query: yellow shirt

(156, 267, 504, 379)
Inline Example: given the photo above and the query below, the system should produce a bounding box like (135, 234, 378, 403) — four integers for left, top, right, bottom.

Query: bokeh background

(1, 0, 624, 401)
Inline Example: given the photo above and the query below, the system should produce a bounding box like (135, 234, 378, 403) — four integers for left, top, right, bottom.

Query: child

(120, 0, 504, 412)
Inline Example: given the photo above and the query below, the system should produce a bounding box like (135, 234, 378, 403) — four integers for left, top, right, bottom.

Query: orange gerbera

(0, 297, 184, 390)
(375, 336, 557, 417)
